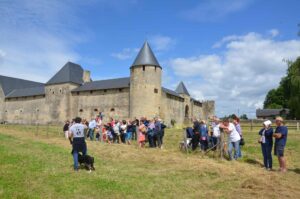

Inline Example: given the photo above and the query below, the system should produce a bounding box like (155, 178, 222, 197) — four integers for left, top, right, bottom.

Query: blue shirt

(275, 126, 288, 146)
(258, 127, 273, 145)
(200, 125, 208, 138)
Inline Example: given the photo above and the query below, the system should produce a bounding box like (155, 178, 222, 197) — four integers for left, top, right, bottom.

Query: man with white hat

(273, 116, 288, 172)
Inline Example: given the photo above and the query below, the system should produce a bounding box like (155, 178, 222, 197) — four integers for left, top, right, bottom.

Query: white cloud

(169, 31, 300, 118)
(149, 35, 176, 51)
(182, 0, 254, 22)
(268, 29, 279, 37)
(111, 48, 139, 60)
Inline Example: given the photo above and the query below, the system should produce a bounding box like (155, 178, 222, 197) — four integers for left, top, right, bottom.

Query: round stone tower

(130, 42, 162, 119)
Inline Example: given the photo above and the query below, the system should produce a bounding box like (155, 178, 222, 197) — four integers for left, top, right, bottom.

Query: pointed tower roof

(175, 81, 190, 96)
(131, 41, 161, 68)
(46, 62, 84, 85)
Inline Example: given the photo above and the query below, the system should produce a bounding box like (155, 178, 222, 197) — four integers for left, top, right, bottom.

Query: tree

(240, 114, 248, 120)
(263, 57, 300, 119)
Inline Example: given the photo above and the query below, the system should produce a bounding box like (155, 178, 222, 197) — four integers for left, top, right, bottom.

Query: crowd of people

(64, 114, 167, 170)
(65, 112, 288, 173)
(187, 115, 288, 172)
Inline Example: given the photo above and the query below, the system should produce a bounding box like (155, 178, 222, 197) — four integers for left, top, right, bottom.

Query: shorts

(274, 144, 285, 157)
(126, 132, 132, 140)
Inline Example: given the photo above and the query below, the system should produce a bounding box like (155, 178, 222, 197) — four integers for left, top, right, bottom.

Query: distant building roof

(46, 62, 84, 85)
(72, 77, 130, 92)
(256, 108, 290, 118)
(162, 87, 184, 99)
(0, 75, 44, 96)
(6, 86, 45, 98)
(131, 42, 161, 68)
(175, 81, 190, 96)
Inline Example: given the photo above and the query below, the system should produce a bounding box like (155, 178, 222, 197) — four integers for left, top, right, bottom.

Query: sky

(0, 0, 299, 118)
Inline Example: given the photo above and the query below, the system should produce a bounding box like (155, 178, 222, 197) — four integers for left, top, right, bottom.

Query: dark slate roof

(6, 86, 45, 98)
(72, 77, 130, 92)
(46, 62, 84, 85)
(175, 81, 190, 96)
(0, 75, 44, 96)
(162, 87, 184, 99)
(131, 42, 161, 68)
(256, 109, 290, 117)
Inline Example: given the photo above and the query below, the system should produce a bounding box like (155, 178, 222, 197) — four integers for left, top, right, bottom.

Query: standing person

(273, 116, 288, 172)
(160, 120, 167, 148)
(126, 120, 133, 145)
(154, 118, 162, 148)
(88, 118, 97, 141)
(212, 118, 221, 151)
(147, 119, 156, 148)
(120, 120, 127, 144)
(192, 118, 201, 151)
(220, 118, 241, 160)
(113, 120, 121, 143)
(131, 120, 137, 141)
(199, 120, 208, 151)
(233, 116, 243, 157)
(63, 120, 70, 139)
(138, 122, 146, 148)
(96, 117, 103, 142)
(258, 120, 273, 170)
(69, 117, 88, 171)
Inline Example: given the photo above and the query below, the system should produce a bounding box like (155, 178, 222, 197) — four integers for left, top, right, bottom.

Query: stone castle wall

(71, 88, 130, 123)
(160, 92, 185, 125)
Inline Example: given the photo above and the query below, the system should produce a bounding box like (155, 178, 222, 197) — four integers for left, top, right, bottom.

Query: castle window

(155, 66, 157, 71)
(119, 88, 123, 92)
(110, 108, 115, 112)
(60, 89, 62, 93)
(143, 65, 145, 71)
(77, 92, 80, 95)
(154, 88, 158, 93)
(52, 91, 54, 94)
(94, 108, 98, 112)
(104, 89, 107, 92)
(90, 91, 93, 94)
(36, 109, 39, 112)
(20, 110, 23, 113)
(79, 109, 83, 112)
(33, 96, 36, 99)
(5, 110, 7, 113)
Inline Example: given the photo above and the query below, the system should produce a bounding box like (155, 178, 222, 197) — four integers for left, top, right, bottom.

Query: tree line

(263, 57, 300, 119)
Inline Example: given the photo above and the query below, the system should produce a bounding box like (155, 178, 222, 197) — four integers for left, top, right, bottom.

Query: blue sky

(0, 0, 300, 118)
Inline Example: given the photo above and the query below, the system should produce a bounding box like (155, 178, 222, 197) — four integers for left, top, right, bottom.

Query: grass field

(0, 125, 300, 199)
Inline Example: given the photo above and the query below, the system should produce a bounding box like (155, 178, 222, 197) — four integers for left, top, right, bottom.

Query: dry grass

(0, 124, 300, 198)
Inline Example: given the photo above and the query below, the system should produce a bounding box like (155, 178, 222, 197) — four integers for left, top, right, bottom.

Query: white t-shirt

(89, 120, 97, 129)
(227, 123, 241, 142)
(120, 124, 127, 133)
(213, 124, 220, 137)
(70, 123, 87, 138)
(113, 123, 120, 135)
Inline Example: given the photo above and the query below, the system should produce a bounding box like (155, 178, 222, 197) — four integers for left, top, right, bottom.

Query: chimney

(82, 70, 91, 83)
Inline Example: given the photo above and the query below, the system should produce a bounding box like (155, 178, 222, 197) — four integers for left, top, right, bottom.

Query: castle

(0, 42, 214, 125)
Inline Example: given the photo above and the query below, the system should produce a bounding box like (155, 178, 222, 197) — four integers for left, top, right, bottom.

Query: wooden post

(297, 122, 299, 132)
(250, 119, 253, 132)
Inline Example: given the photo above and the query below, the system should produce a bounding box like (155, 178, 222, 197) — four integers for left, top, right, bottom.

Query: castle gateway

(0, 42, 214, 125)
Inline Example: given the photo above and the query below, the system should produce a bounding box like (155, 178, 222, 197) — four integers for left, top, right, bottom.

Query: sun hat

(263, 120, 272, 126)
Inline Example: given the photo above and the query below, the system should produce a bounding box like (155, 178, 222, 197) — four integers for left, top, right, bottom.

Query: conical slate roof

(175, 81, 190, 96)
(131, 42, 161, 68)
(46, 62, 84, 85)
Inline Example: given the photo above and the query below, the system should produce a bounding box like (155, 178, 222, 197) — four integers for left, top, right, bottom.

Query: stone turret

(129, 42, 162, 119)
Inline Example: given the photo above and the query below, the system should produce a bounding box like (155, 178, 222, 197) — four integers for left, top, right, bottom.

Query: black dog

(78, 153, 95, 171)
(71, 150, 95, 171)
